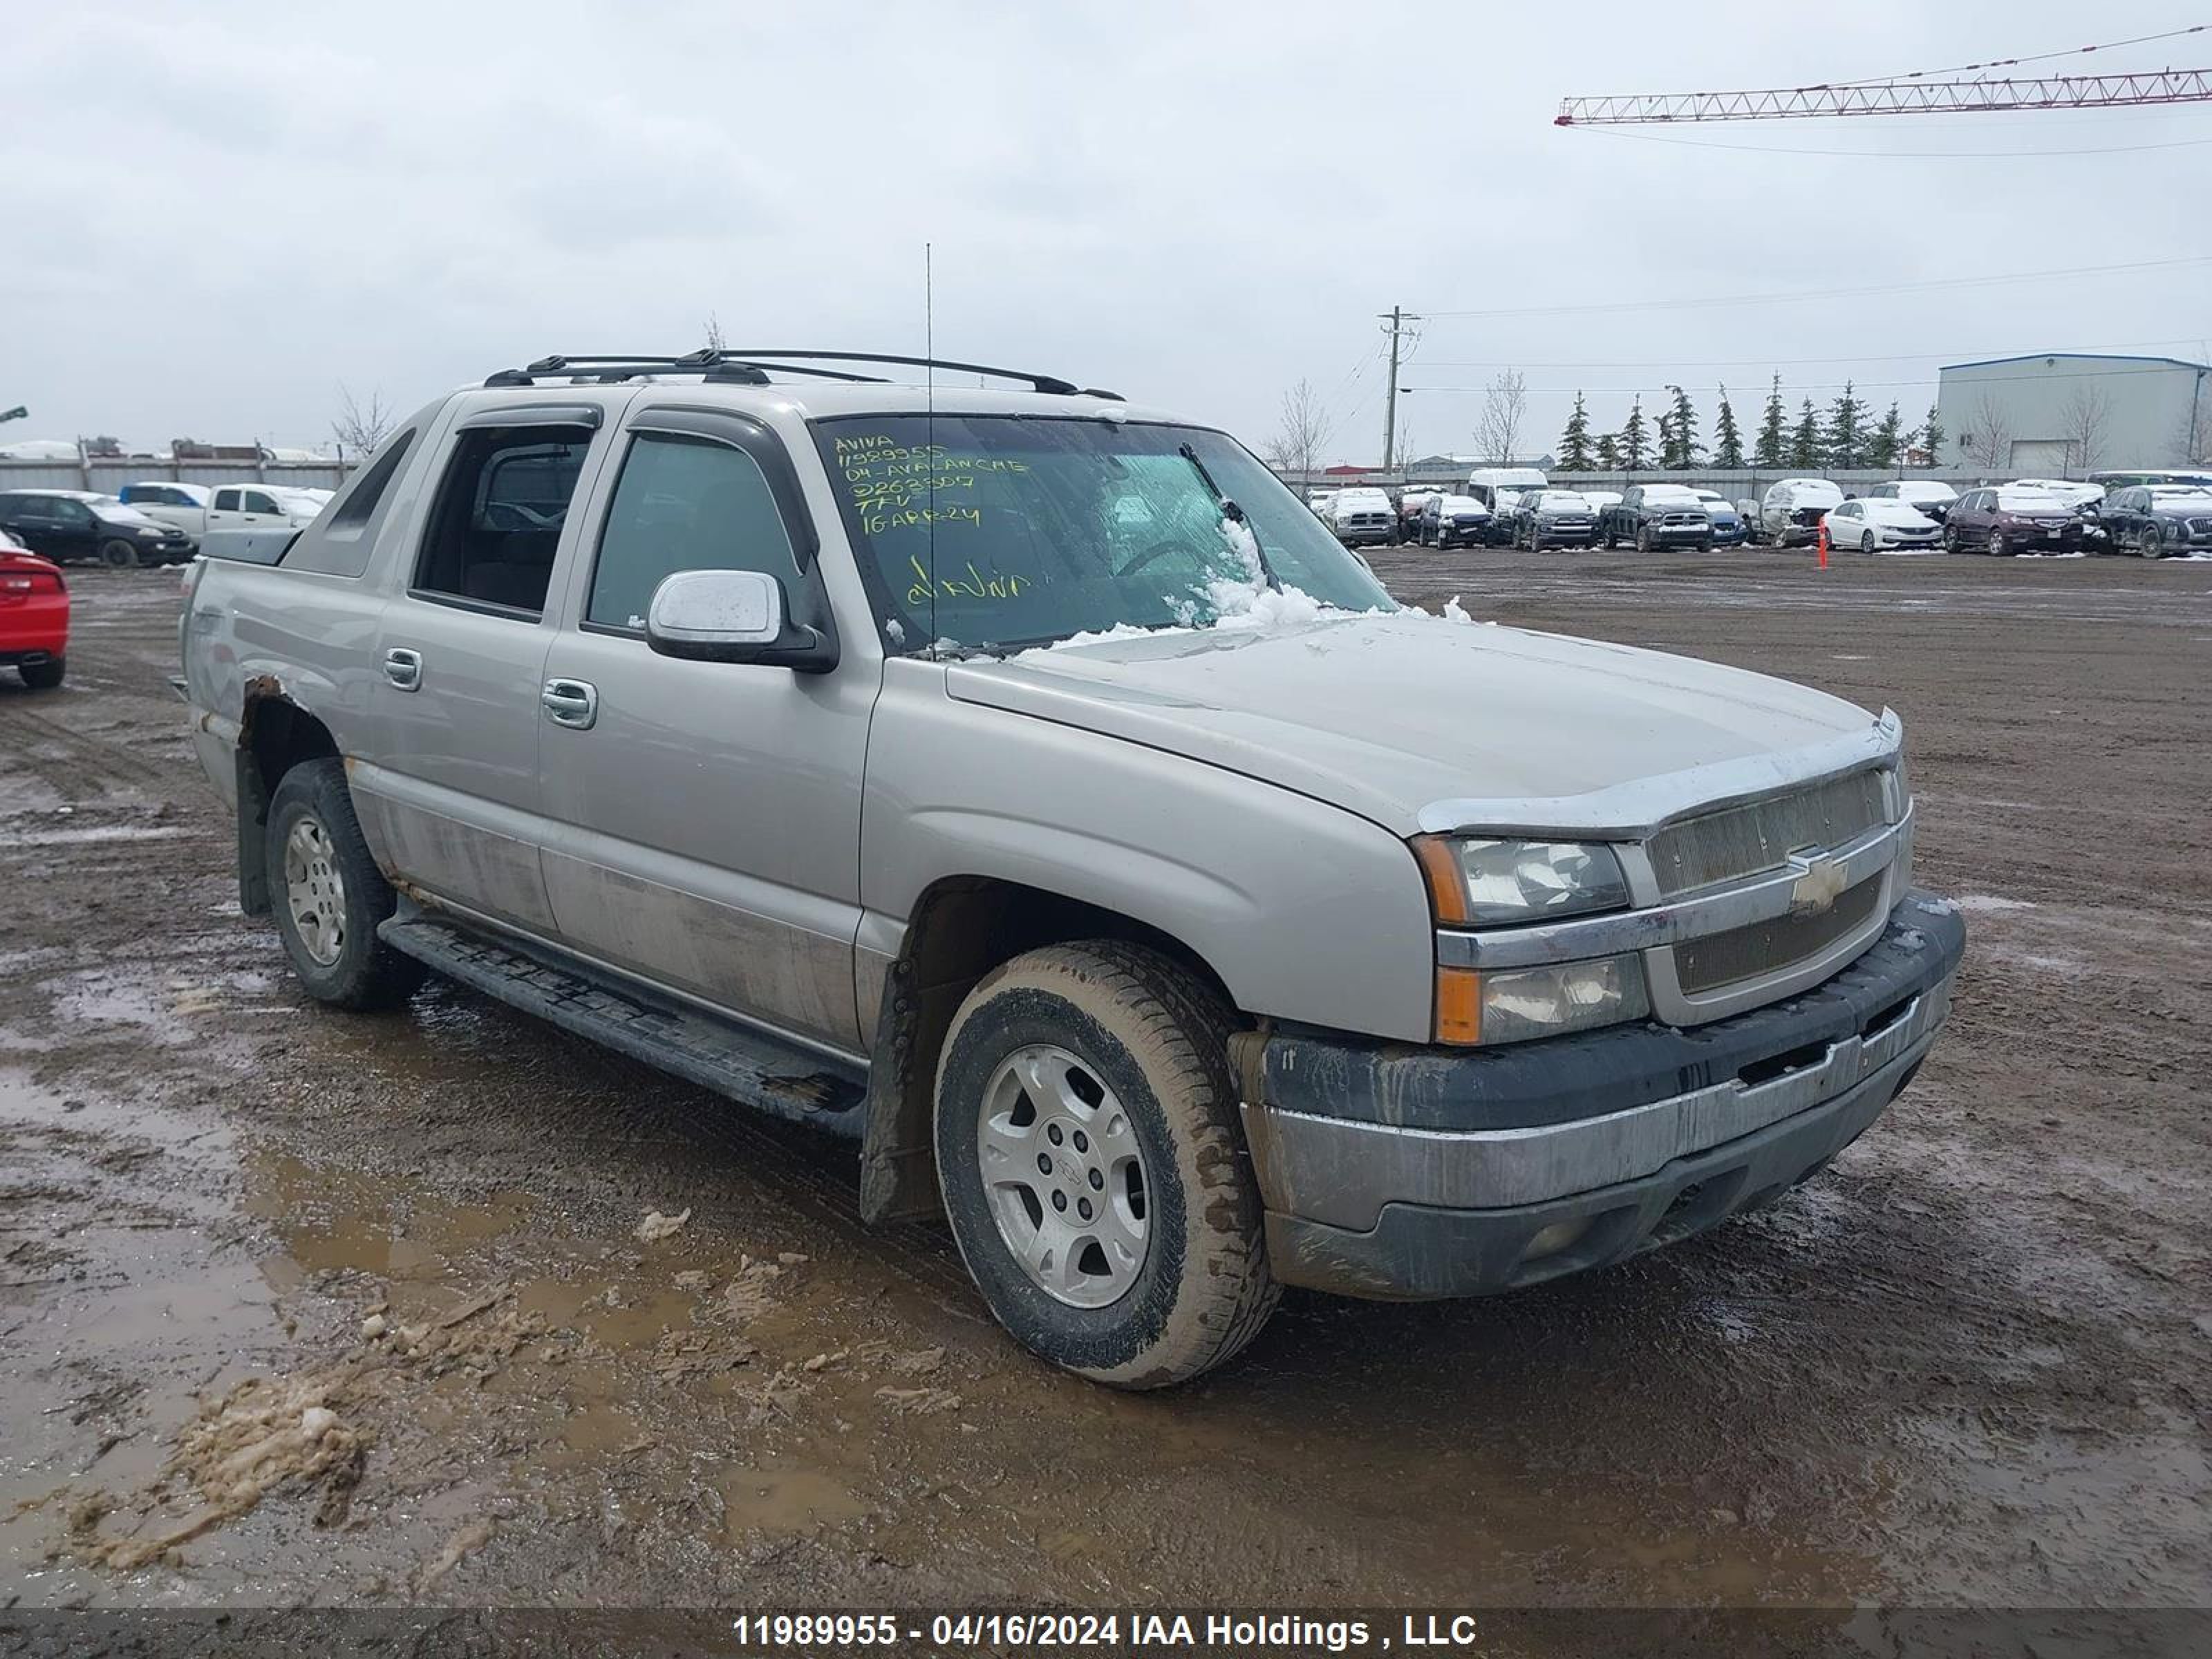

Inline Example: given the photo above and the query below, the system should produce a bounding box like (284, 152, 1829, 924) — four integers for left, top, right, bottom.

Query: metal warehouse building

(1936, 353, 2211, 476)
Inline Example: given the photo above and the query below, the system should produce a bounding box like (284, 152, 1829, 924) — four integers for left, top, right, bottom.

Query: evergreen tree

(1824, 380, 1866, 469)
(1917, 402, 1944, 465)
(1866, 402, 1906, 469)
(1713, 385, 1745, 468)
(1754, 373, 1788, 467)
(1662, 385, 1701, 469)
(1557, 392, 1595, 472)
(1654, 408, 1678, 470)
(1788, 399, 1821, 468)
(1595, 431, 1620, 471)
(1618, 397, 1651, 472)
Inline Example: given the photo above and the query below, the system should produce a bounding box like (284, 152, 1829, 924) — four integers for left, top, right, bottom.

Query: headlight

(136, 525, 165, 537)
(1416, 836, 1630, 926)
(1480, 954, 1651, 1044)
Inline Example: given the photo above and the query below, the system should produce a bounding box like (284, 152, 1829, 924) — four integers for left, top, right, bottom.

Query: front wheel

(1943, 526, 1959, 553)
(1862, 531, 1878, 555)
(933, 941, 1279, 1389)
(2141, 525, 2166, 559)
(100, 538, 142, 570)
(265, 758, 427, 1009)
(1635, 525, 1653, 554)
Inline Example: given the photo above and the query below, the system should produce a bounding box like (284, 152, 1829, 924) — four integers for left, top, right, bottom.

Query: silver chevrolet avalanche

(178, 349, 1965, 1387)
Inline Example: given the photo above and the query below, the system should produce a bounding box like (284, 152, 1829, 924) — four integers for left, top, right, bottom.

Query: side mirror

(646, 568, 837, 673)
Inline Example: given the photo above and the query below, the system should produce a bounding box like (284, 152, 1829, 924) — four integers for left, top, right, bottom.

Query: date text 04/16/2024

(729, 1612, 1489, 1651)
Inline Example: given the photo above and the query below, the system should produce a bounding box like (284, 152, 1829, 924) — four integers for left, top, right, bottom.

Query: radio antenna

(925, 241, 937, 655)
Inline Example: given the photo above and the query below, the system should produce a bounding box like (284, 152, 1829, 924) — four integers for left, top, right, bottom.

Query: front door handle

(541, 677, 599, 730)
(382, 647, 423, 691)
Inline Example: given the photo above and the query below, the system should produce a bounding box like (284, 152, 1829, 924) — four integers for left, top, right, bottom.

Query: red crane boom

(1557, 68, 2212, 124)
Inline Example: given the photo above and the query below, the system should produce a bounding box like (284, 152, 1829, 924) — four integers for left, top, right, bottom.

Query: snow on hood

(959, 608, 1880, 836)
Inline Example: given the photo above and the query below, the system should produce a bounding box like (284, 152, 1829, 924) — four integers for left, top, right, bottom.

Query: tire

(1943, 526, 1959, 553)
(933, 941, 1279, 1389)
(1635, 525, 1653, 554)
(1862, 531, 1878, 554)
(263, 758, 426, 1010)
(100, 538, 142, 570)
(2141, 525, 2166, 560)
(1989, 529, 2010, 556)
(19, 655, 64, 690)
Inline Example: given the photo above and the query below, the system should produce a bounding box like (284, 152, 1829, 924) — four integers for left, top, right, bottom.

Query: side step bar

(378, 914, 866, 1136)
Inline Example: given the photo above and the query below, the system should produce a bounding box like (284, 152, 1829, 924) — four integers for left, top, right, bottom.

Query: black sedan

(0, 490, 195, 567)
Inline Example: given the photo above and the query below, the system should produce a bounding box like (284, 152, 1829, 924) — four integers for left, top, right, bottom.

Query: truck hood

(946, 612, 1891, 838)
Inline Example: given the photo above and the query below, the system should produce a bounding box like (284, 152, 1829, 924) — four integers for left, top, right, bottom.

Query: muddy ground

(1, 554, 2207, 1633)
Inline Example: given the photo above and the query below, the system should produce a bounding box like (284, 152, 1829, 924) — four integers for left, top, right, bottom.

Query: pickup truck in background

(178, 348, 1965, 1388)
(121, 480, 327, 548)
(1597, 483, 1714, 551)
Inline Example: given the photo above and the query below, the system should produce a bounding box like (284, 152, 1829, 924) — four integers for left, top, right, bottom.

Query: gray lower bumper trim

(1241, 974, 1949, 1232)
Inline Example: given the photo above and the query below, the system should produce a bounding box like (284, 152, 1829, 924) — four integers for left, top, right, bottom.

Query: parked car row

(0, 480, 328, 568)
(1313, 467, 2211, 561)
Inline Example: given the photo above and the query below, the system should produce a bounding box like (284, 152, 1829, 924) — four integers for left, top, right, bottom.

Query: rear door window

(411, 425, 594, 617)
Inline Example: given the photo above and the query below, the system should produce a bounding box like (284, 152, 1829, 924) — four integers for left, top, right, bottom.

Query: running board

(377, 914, 866, 1136)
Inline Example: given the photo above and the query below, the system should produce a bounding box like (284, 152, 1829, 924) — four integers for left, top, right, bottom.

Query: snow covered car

(1418, 493, 1492, 548)
(1756, 479, 1845, 549)
(0, 489, 194, 568)
(2097, 484, 2212, 558)
(1693, 490, 1747, 546)
(177, 348, 1964, 1387)
(0, 538, 68, 688)
(1865, 479, 1958, 525)
(1943, 486, 2089, 555)
(1824, 498, 1942, 554)
(1322, 486, 1397, 547)
(1513, 489, 1601, 550)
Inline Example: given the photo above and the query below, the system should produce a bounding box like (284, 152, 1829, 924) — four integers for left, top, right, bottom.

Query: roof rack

(483, 348, 1118, 399)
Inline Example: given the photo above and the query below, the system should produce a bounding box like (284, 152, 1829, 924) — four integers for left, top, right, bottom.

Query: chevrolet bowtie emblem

(1789, 851, 1848, 914)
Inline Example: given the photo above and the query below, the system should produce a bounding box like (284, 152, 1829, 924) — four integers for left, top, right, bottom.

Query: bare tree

(1265, 379, 1335, 500)
(702, 312, 727, 353)
(2054, 384, 2112, 476)
(1472, 370, 1528, 465)
(332, 384, 395, 460)
(2177, 381, 2212, 467)
(1959, 391, 2014, 473)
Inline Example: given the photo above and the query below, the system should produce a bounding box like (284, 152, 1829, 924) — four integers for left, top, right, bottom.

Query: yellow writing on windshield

(907, 554, 1029, 607)
(834, 431, 1027, 523)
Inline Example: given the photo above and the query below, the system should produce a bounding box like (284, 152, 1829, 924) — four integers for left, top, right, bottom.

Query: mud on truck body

(180, 349, 1965, 1387)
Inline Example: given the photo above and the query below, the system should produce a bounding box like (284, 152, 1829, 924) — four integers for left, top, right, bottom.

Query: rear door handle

(541, 677, 599, 730)
(382, 647, 422, 691)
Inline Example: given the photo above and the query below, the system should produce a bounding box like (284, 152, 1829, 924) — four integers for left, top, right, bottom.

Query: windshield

(814, 415, 1393, 653)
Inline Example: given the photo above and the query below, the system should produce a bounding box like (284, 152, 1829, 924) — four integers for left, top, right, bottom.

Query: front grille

(1676, 874, 1884, 995)
(1646, 769, 1887, 897)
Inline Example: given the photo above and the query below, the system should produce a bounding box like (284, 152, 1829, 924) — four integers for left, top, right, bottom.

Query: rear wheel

(19, 656, 64, 691)
(99, 538, 142, 570)
(933, 941, 1278, 1389)
(264, 758, 425, 1009)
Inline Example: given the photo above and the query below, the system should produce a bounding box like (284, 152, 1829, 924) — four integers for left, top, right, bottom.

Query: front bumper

(1237, 893, 1965, 1300)
(1639, 523, 1710, 543)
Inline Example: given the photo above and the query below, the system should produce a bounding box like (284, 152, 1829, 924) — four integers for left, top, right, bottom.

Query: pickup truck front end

(1235, 724, 1962, 1297)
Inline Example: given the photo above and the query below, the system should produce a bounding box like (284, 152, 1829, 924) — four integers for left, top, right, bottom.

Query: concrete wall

(1936, 355, 2210, 473)
(0, 458, 355, 494)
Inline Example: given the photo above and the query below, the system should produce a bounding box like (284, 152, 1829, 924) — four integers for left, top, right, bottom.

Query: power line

(1403, 362, 2200, 397)
(1830, 24, 2209, 88)
(1420, 254, 2212, 319)
(1413, 337, 2212, 371)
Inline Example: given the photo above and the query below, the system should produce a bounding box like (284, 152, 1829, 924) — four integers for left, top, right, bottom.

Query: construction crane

(1557, 25, 2212, 124)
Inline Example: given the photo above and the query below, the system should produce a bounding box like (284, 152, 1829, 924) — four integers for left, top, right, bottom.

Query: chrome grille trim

(1647, 769, 1888, 897)
(1676, 873, 1885, 994)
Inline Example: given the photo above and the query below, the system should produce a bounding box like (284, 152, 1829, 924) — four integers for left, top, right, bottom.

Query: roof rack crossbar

(713, 349, 1087, 396)
(485, 350, 1107, 397)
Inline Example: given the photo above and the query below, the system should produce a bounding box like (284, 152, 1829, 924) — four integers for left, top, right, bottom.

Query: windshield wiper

(1179, 442, 1280, 589)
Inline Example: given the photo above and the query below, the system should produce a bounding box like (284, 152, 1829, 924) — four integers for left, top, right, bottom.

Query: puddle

(716, 1465, 865, 1538)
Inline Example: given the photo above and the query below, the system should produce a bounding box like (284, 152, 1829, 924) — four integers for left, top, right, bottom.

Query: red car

(0, 533, 69, 689)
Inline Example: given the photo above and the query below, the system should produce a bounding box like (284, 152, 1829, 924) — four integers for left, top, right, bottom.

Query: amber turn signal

(1435, 965, 1483, 1045)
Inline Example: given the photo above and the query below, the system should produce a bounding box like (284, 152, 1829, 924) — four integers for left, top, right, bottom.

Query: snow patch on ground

(1954, 893, 2036, 914)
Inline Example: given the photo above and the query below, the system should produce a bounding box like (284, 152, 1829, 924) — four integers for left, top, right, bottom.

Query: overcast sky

(7, 2, 2209, 462)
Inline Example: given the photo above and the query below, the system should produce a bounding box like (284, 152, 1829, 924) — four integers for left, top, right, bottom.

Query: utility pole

(1379, 306, 1420, 471)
